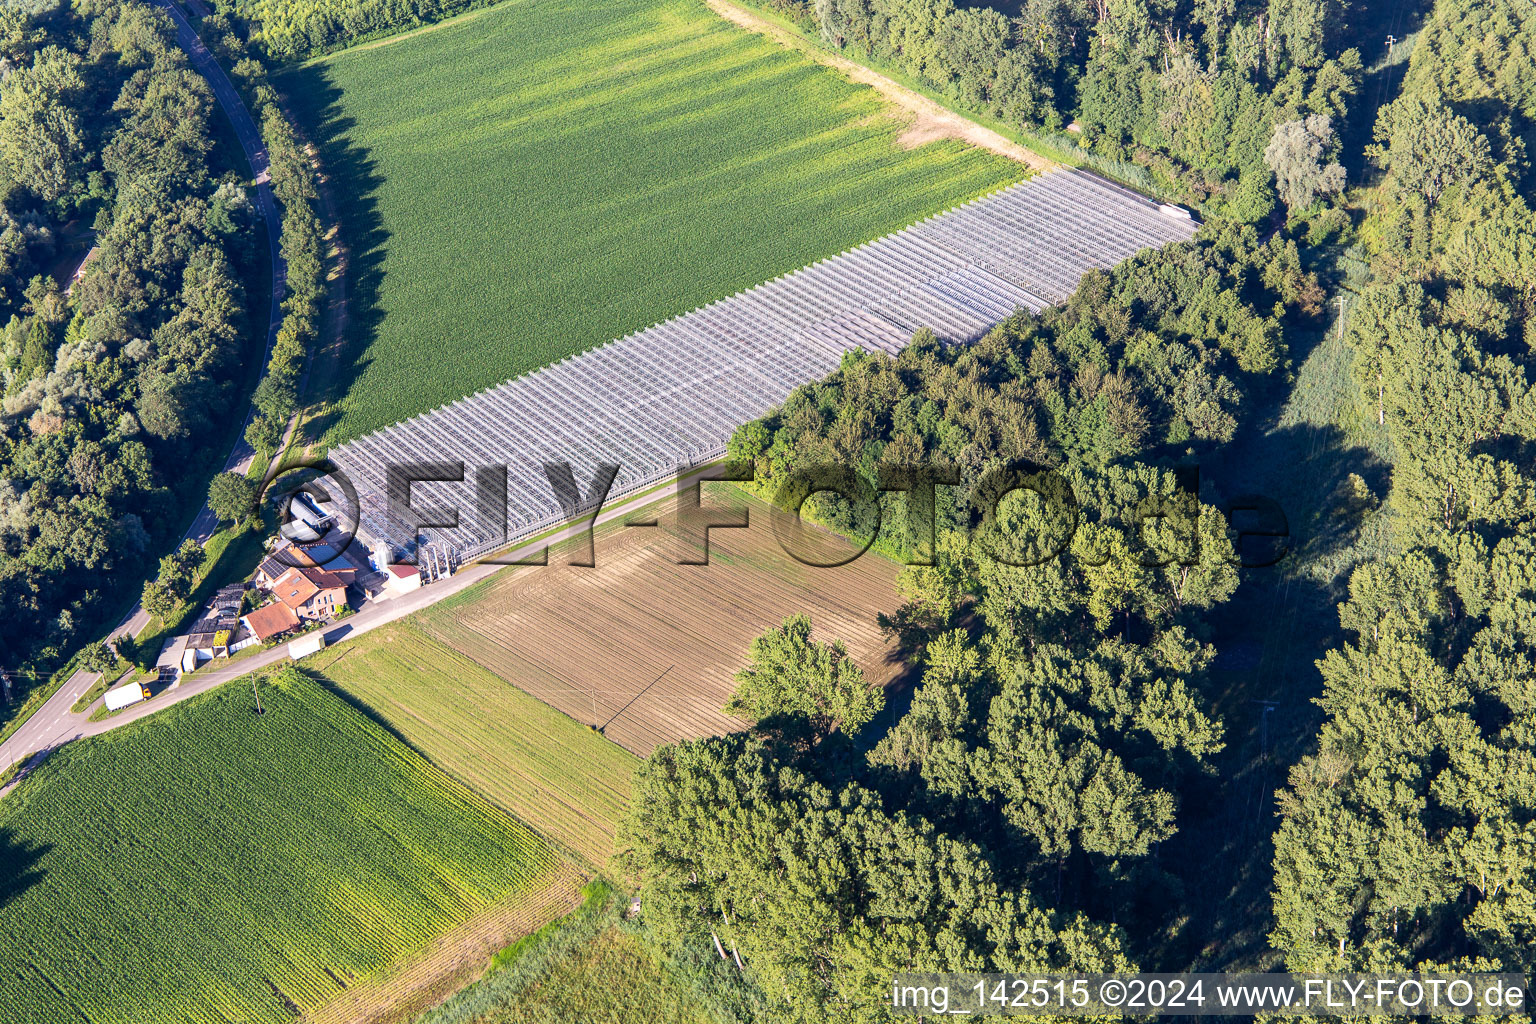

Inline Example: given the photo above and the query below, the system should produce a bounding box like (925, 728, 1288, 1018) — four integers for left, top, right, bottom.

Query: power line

(600, 664, 674, 733)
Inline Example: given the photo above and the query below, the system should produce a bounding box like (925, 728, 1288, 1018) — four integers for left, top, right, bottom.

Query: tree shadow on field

(272, 62, 389, 443)
(304, 666, 437, 766)
(1147, 411, 1393, 970)
(0, 826, 50, 913)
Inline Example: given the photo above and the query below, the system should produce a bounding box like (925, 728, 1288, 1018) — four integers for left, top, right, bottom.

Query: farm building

(255, 540, 362, 589)
(278, 492, 339, 543)
(244, 601, 301, 643)
(183, 584, 249, 661)
(253, 550, 305, 588)
(330, 169, 1197, 563)
(358, 564, 422, 601)
(254, 553, 286, 589)
(159, 635, 188, 670)
(210, 583, 244, 617)
(266, 565, 355, 620)
(383, 564, 422, 594)
(185, 617, 229, 659)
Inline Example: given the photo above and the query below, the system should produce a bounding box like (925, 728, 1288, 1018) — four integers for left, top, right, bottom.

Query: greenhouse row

(329, 170, 1199, 562)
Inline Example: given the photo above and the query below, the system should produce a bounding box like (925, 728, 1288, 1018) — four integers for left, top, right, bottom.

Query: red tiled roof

(270, 567, 320, 611)
(304, 568, 356, 590)
(245, 602, 300, 641)
(270, 566, 355, 610)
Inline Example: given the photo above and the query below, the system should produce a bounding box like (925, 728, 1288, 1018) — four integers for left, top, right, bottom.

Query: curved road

(0, 5, 738, 785)
(0, 0, 285, 778)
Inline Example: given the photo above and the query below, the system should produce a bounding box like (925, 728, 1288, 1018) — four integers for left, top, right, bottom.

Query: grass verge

(415, 882, 744, 1024)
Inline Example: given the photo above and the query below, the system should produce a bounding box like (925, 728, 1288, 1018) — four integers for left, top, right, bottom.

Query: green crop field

(282, 0, 1022, 442)
(419, 883, 727, 1024)
(0, 671, 558, 1024)
(304, 622, 639, 867)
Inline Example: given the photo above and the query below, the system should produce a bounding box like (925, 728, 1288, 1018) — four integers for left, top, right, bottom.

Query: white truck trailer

(288, 632, 327, 660)
(103, 680, 150, 712)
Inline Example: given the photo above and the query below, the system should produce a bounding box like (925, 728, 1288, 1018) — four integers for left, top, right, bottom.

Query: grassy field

(302, 863, 588, 1024)
(412, 491, 908, 755)
(281, 0, 1022, 443)
(305, 622, 639, 868)
(419, 883, 731, 1024)
(0, 671, 560, 1024)
(463, 928, 720, 1023)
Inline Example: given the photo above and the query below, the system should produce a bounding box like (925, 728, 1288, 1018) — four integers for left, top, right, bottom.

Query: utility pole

(252, 677, 264, 715)
(1335, 295, 1347, 339)
(1386, 33, 1397, 55)
(1251, 699, 1280, 758)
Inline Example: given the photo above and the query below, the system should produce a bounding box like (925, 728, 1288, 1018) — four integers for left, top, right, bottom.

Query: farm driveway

(705, 0, 1054, 171)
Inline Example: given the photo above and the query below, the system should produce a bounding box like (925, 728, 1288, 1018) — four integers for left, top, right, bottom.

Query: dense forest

(0, 0, 261, 679)
(775, 0, 1363, 211)
(204, 0, 494, 59)
(1269, 0, 1536, 975)
(0, 0, 325, 713)
(621, 227, 1327, 1020)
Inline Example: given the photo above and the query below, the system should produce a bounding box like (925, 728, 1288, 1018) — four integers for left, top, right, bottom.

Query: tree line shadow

(0, 825, 49, 914)
(1149, 417, 1392, 969)
(273, 62, 390, 443)
(1337, 0, 1435, 179)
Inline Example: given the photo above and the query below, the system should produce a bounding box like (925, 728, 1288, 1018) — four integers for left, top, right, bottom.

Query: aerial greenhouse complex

(329, 170, 1199, 561)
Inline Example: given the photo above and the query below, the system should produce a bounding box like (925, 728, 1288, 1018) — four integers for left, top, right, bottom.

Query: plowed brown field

(414, 491, 907, 755)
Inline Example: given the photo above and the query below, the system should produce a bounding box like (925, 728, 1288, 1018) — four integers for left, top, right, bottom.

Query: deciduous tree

(1264, 114, 1346, 211)
(725, 615, 883, 736)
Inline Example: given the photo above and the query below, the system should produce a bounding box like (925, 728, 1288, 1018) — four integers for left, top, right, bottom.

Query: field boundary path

(705, 0, 1053, 171)
(0, 0, 287, 781)
(302, 862, 587, 1024)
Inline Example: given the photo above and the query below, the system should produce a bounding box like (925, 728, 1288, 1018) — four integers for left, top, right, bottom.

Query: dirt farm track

(414, 492, 908, 755)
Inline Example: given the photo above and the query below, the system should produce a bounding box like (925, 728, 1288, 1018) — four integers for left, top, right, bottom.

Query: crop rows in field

(331, 167, 1197, 561)
(0, 674, 558, 1024)
(281, 0, 1023, 443)
(305, 623, 639, 867)
(302, 860, 588, 1024)
(412, 493, 907, 756)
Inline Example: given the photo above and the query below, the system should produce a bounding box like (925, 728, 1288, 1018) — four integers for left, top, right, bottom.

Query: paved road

(0, 0, 286, 777)
(0, 466, 726, 785)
